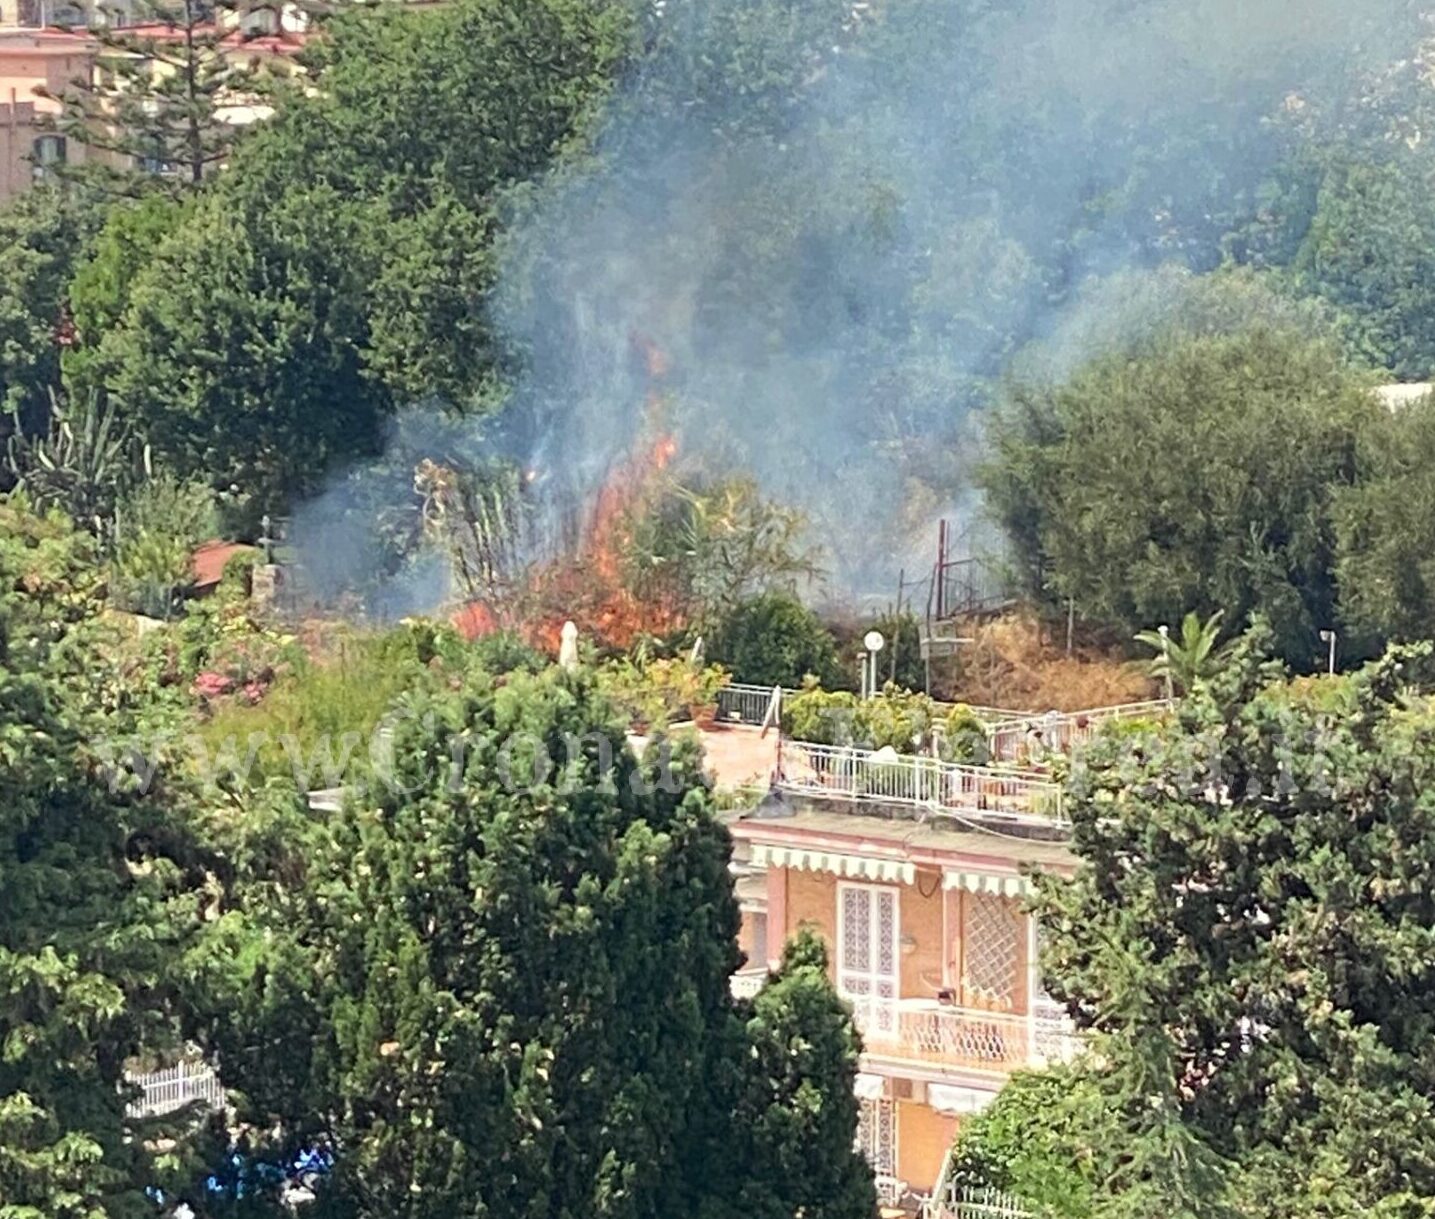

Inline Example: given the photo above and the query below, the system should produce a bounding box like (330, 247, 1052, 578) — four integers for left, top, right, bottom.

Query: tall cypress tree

(201, 663, 870, 1218)
(0, 499, 195, 1216)
(725, 933, 877, 1219)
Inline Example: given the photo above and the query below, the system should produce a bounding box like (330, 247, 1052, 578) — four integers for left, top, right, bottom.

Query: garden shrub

(709, 591, 846, 689)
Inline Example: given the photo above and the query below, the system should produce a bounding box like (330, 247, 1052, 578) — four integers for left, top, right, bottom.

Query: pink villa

(0, 26, 93, 197)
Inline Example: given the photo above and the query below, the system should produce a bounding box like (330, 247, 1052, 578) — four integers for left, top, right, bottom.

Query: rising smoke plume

(295, 0, 1424, 615)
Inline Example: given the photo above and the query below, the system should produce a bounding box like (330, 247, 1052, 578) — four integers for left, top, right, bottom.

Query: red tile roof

(191, 540, 257, 590)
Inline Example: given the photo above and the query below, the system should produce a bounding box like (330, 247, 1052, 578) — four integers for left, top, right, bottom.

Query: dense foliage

(84, 0, 634, 514)
(982, 318, 1380, 663)
(8, 0, 1435, 1210)
(1025, 628, 1435, 1216)
(708, 591, 846, 690)
(1332, 391, 1435, 646)
(182, 664, 870, 1219)
(947, 1069, 1102, 1218)
(0, 501, 199, 1216)
(0, 188, 104, 441)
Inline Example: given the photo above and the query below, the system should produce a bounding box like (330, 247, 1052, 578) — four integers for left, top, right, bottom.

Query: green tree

(0, 497, 197, 1216)
(206, 670, 719, 1216)
(1034, 626, 1435, 1217)
(1290, 146, 1435, 381)
(727, 933, 876, 1219)
(709, 590, 846, 689)
(100, 0, 634, 512)
(189, 662, 871, 1218)
(946, 1069, 1105, 1218)
(1332, 390, 1435, 645)
(0, 187, 104, 449)
(982, 318, 1379, 663)
(64, 192, 186, 400)
(103, 182, 383, 519)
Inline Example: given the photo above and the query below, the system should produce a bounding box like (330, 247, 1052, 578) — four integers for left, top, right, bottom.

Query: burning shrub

(621, 477, 822, 631)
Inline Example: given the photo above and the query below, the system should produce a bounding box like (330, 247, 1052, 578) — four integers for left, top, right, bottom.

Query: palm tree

(1135, 610, 1232, 696)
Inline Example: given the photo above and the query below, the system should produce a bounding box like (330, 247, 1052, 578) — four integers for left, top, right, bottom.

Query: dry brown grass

(944, 612, 1153, 712)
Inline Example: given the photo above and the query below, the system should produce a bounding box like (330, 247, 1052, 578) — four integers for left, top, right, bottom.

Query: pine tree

(39, 0, 253, 196)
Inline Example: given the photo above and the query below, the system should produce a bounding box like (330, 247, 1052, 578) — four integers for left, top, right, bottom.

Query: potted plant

(685, 663, 729, 729)
(597, 658, 730, 732)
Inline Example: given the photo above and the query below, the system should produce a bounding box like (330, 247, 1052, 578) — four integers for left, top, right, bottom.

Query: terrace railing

(715, 683, 1025, 730)
(985, 699, 1174, 763)
(926, 1185, 1035, 1219)
(851, 999, 1080, 1074)
(125, 1059, 225, 1119)
(780, 742, 1065, 826)
(716, 683, 782, 726)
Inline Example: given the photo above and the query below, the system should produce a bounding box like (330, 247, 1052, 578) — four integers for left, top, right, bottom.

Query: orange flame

(457, 334, 686, 654)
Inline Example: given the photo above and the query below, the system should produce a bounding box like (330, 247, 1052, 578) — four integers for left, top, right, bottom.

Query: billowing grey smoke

(295, 0, 1422, 614)
(488, 0, 1419, 594)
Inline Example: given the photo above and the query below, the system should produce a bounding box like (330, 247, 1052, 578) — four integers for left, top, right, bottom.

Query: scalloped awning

(751, 844, 915, 885)
(941, 869, 1031, 898)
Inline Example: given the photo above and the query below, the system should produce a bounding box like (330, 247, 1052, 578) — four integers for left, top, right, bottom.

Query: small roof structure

(190, 540, 256, 593)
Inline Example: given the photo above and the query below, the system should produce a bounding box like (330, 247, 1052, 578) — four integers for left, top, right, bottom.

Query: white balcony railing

(926, 1185, 1035, 1219)
(730, 968, 767, 1000)
(125, 1060, 225, 1119)
(715, 684, 1024, 730)
(850, 998, 1079, 1074)
(986, 700, 1174, 763)
(780, 743, 1064, 826)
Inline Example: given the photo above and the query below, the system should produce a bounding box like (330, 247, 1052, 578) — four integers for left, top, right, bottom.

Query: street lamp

(1319, 629, 1337, 676)
(863, 629, 885, 699)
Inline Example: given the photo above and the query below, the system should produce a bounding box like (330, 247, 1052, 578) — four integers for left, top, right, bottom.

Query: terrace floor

(693, 722, 781, 790)
(630, 722, 780, 792)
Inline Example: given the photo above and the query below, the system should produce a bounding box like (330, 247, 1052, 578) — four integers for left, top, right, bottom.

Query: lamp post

(1319, 629, 1337, 676)
(863, 630, 885, 700)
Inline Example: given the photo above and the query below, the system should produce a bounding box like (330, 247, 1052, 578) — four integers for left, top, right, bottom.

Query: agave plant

(1136, 610, 1233, 696)
(5, 388, 134, 535)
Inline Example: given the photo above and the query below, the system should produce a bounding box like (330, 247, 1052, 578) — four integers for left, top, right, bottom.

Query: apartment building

(710, 694, 1132, 1211)
(0, 26, 92, 195)
(0, 0, 306, 199)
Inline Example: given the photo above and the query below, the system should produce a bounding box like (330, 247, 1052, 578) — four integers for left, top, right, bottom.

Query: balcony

(849, 997, 1078, 1075)
(125, 1059, 225, 1119)
(984, 699, 1173, 763)
(780, 742, 1064, 827)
